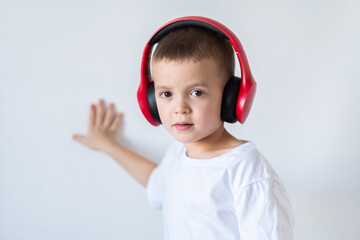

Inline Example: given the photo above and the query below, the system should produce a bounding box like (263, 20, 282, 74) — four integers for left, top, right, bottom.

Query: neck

(184, 124, 231, 158)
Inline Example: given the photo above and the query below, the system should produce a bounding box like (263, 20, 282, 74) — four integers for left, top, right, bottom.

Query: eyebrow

(154, 81, 210, 91)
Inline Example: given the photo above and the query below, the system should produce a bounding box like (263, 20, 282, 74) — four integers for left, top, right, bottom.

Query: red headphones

(137, 16, 257, 126)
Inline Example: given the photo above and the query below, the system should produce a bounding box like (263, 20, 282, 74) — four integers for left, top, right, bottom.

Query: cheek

(156, 101, 171, 124)
(195, 100, 222, 123)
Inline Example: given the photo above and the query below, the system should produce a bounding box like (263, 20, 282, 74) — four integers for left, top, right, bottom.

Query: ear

(221, 76, 240, 123)
(146, 82, 162, 124)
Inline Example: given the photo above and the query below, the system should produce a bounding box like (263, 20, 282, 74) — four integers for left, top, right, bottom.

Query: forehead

(151, 58, 224, 88)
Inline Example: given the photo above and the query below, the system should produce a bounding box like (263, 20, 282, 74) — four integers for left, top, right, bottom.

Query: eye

(191, 90, 204, 97)
(160, 91, 172, 98)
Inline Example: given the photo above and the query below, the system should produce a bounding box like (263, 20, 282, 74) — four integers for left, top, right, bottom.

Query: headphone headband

(137, 16, 256, 126)
(148, 20, 229, 45)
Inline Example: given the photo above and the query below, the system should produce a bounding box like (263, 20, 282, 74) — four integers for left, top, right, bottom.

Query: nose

(174, 97, 191, 114)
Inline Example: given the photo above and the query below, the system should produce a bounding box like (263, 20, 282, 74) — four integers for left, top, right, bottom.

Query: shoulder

(160, 140, 185, 165)
(153, 140, 185, 177)
(164, 140, 185, 156)
(226, 141, 282, 190)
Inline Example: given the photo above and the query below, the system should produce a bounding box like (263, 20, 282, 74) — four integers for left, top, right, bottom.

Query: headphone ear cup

(146, 82, 162, 124)
(221, 76, 241, 123)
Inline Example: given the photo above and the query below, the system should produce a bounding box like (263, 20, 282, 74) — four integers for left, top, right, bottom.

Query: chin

(172, 136, 194, 144)
(171, 133, 208, 144)
(169, 133, 196, 144)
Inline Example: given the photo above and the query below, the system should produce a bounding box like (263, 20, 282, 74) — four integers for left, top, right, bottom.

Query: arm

(103, 141, 157, 188)
(72, 98, 157, 188)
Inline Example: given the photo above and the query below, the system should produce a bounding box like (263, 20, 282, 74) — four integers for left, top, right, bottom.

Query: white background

(1, 0, 359, 239)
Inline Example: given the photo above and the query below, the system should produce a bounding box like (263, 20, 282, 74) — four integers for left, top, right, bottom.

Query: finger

(95, 98, 105, 128)
(72, 134, 87, 145)
(103, 102, 114, 128)
(88, 104, 95, 129)
(109, 112, 123, 132)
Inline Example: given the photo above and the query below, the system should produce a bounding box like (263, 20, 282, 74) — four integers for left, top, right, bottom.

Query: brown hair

(152, 27, 235, 81)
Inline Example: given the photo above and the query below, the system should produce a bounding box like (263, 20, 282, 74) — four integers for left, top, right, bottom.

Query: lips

(173, 122, 194, 131)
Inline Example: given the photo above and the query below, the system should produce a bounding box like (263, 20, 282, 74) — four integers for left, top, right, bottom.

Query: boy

(73, 18, 294, 239)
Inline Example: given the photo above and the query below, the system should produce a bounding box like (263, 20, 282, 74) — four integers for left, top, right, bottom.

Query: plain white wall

(1, 0, 359, 239)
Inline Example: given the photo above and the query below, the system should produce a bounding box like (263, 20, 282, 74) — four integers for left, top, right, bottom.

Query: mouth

(173, 122, 194, 131)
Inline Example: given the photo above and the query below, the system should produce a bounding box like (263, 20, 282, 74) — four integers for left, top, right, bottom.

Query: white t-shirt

(146, 140, 295, 240)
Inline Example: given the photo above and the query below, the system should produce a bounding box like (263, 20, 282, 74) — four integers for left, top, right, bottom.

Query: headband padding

(149, 20, 229, 46)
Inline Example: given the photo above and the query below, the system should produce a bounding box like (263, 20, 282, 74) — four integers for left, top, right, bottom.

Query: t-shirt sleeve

(146, 163, 165, 210)
(146, 142, 179, 211)
(233, 178, 295, 239)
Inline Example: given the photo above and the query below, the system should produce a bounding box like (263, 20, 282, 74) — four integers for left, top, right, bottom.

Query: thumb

(72, 134, 87, 144)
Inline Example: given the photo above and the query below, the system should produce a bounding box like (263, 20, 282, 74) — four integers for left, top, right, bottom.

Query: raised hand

(73, 99, 123, 152)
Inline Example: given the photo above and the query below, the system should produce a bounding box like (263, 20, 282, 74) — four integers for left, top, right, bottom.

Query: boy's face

(152, 58, 226, 144)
